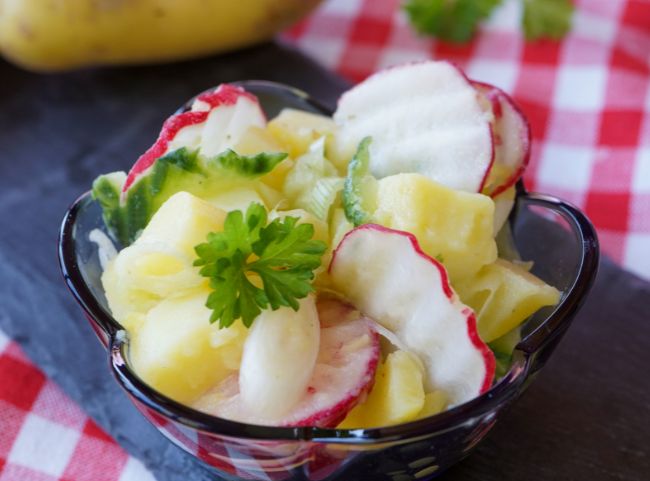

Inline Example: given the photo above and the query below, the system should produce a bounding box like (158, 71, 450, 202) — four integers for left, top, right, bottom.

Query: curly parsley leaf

(403, 0, 573, 43)
(194, 203, 327, 328)
(522, 0, 574, 41)
(403, 0, 503, 43)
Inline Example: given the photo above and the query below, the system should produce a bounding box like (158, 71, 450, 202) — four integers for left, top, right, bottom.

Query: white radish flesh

(329, 224, 495, 406)
(193, 299, 380, 427)
(238, 296, 320, 419)
(199, 95, 266, 158)
(334, 61, 494, 193)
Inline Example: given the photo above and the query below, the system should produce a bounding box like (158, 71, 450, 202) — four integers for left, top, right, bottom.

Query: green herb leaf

(194, 203, 327, 328)
(343, 137, 378, 227)
(403, 0, 503, 43)
(403, 0, 573, 43)
(522, 0, 574, 41)
(92, 147, 287, 246)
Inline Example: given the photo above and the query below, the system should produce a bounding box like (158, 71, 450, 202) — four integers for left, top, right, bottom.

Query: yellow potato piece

(138, 191, 227, 258)
(374, 173, 497, 281)
(338, 351, 425, 428)
(103, 192, 225, 327)
(268, 108, 338, 161)
(102, 260, 160, 324)
(207, 187, 266, 213)
(129, 288, 247, 404)
(329, 207, 353, 249)
(417, 390, 448, 419)
(455, 258, 561, 343)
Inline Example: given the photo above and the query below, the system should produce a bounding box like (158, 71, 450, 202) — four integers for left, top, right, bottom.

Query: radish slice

(123, 84, 265, 193)
(329, 224, 495, 406)
(334, 61, 494, 193)
(473, 82, 531, 197)
(193, 299, 380, 427)
(239, 297, 320, 419)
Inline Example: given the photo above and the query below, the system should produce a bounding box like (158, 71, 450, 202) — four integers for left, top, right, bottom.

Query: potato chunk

(103, 192, 226, 326)
(268, 108, 338, 162)
(338, 350, 425, 428)
(455, 259, 561, 342)
(129, 288, 247, 404)
(374, 173, 497, 281)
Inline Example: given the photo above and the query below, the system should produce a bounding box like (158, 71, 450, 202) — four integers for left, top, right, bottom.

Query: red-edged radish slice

(334, 61, 495, 193)
(193, 299, 380, 427)
(238, 297, 321, 419)
(329, 224, 495, 406)
(123, 84, 265, 193)
(473, 82, 531, 197)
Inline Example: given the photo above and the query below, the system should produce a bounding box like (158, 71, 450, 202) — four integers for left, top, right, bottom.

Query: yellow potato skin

(0, 0, 321, 71)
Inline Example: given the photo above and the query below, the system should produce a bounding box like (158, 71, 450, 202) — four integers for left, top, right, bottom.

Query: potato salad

(92, 61, 560, 428)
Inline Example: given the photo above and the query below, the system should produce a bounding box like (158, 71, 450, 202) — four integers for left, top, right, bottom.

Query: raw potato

(129, 287, 248, 404)
(455, 259, 561, 343)
(0, 0, 321, 71)
(338, 350, 425, 428)
(373, 173, 497, 281)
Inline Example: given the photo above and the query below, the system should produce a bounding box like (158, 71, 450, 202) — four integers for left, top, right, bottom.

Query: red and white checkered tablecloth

(0, 331, 155, 481)
(2, 0, 649, 479)
(284, 0, 650, 280)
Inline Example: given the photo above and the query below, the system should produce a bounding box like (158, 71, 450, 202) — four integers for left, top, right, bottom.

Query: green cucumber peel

(92, 147, 287, 246)
(488, 326, 522, 379)
(343, 137, 378, 227)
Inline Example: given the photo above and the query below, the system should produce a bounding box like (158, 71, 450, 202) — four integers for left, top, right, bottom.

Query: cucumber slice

(343, 137, 378, 227)
(93, 147, 286, 245)
(283, 137, 343, 220)
(298, 177, 344, 221)
(92, 171, 127, 245)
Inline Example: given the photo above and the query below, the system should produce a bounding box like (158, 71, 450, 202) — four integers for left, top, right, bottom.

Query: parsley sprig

(193, 203, 327, 328)
(403, 0, 573, 43)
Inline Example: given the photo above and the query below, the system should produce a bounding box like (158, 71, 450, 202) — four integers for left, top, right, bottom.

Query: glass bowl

(58, 81, 599, 480)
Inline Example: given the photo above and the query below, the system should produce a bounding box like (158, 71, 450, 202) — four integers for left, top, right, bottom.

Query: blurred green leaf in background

(403, 0, 574, 43)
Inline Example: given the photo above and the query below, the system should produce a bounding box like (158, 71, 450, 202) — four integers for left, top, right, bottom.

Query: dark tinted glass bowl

(58, 81, 599, 481)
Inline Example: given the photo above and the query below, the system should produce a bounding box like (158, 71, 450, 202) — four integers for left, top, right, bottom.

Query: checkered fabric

(2, 0, 649, 479)
(0, 330, 155, 481)
(285, 0, 650, 280)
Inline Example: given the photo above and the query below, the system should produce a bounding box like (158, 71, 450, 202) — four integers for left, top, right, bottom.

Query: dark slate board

(0, 41, 648, 481)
